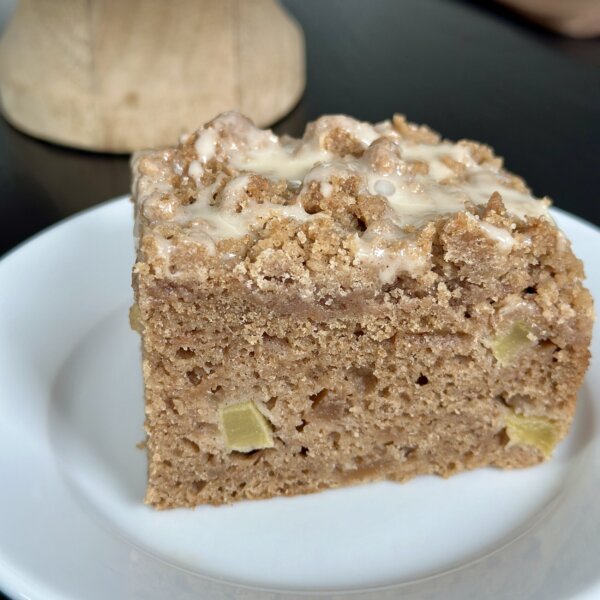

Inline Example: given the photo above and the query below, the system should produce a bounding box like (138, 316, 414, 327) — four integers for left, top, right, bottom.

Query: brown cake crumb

(131, 111, 593, 508)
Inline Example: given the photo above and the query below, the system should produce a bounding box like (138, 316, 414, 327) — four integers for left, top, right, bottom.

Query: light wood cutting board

(0, 0, 305, 152)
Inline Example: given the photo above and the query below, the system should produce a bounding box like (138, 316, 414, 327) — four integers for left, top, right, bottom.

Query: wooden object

(497, 0, 600, 38)
(0, 0, 305, 152)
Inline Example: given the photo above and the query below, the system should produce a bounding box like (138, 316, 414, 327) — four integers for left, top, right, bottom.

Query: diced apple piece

(220, 401, 274, 452)
(129, 304, 143, 333)
(505, 412, 561, 457)
(491, 322, 535, 366)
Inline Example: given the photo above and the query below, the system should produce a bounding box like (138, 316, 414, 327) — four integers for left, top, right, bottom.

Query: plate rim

(1, 197, 599, 600)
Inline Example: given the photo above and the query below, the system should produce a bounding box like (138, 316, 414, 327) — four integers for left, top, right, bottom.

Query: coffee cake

(131, 112, 593, 508)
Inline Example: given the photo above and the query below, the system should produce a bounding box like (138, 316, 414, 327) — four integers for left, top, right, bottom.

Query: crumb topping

(133, 111, 551, 284)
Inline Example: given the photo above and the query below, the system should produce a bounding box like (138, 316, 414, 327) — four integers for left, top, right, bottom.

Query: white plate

(0, 196, 598, 600)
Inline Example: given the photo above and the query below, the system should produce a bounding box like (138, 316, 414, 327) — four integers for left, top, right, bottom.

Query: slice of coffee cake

(131, 112, 593, 508)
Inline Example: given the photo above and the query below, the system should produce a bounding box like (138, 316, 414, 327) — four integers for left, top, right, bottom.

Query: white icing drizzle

(234, 145, 332, 181)
(170, 173, 315, 256)
(401, 142, 468, 181)
(137, 111, 551, 281)
(320, 181, 334, 197)
(478, 220, 515, 253)
(353, 234, 428, 284)
(188, 160, 203, 182)
(374, 179, 396, 197)
(194, 127, 218, 163)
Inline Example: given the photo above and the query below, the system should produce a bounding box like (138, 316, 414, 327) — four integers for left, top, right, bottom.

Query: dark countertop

(1, 1, 599, 598)
(1, 0, 599, 263)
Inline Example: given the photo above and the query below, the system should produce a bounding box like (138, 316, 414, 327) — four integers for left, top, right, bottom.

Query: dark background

(1, 0, 599, 597)
(1, 0, 600, 263)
